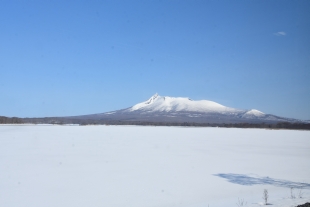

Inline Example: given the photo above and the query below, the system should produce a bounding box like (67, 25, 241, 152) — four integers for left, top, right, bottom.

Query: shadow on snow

(214, 173, 310, 189)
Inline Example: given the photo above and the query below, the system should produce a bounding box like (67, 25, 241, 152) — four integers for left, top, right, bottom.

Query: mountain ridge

(70, 94, 301, 124)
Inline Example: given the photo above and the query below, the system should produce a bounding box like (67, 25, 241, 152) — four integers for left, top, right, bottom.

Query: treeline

(73, 120, 310, 130)
(220, 122, 310, 130)
(78, 121, 310, 130)
(0, 116, 24, 124)
(2, 116, 310, 130)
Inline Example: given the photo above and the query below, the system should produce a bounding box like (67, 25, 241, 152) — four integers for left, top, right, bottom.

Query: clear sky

(1, 0, 309, 120)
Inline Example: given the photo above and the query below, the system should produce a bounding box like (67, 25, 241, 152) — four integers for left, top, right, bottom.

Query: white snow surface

(1, 125, 310, 207)
(128, 93, 243, 114)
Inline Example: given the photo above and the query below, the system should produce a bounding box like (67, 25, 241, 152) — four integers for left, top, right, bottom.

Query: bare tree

(236, 197, 247, 207)
(290, 187, 295, 199)
(263, 189, 269, 205)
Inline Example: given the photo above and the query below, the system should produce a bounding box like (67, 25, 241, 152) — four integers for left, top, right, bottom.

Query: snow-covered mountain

(73, 94, 300, 124)
(127, 93, 240, 113)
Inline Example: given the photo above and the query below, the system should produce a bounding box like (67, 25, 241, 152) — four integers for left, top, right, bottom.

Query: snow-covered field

(1, 125, 309, 207)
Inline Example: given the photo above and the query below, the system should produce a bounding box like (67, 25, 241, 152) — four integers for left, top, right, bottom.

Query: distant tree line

(2, 116, 309, 130)
(217, 122, 310, 130)
(0, 116, 24, 124)
(23, 117, 310, 130)
(76, 121, 310, 130)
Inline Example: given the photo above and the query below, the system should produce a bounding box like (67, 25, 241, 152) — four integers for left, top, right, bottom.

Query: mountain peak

(145, 93, 160, 104)
(130, 93, 160, 111)
(242, 109, 265, 118)
(127, 94, 239, 113)
(247, 109, 265, 116)
(148, 93, 159, 101)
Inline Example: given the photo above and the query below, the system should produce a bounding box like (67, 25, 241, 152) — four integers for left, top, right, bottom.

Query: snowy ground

(0, 125, 309, 207)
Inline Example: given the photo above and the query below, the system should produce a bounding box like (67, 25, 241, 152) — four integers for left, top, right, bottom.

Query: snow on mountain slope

(246, 109, 265, 116)
(127, 93, 243, 114)
(84, 94, 301, 124)
(242, 109, 265, 118)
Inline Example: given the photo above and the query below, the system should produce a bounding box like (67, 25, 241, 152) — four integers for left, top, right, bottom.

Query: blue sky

(1, 0, 309, 120)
